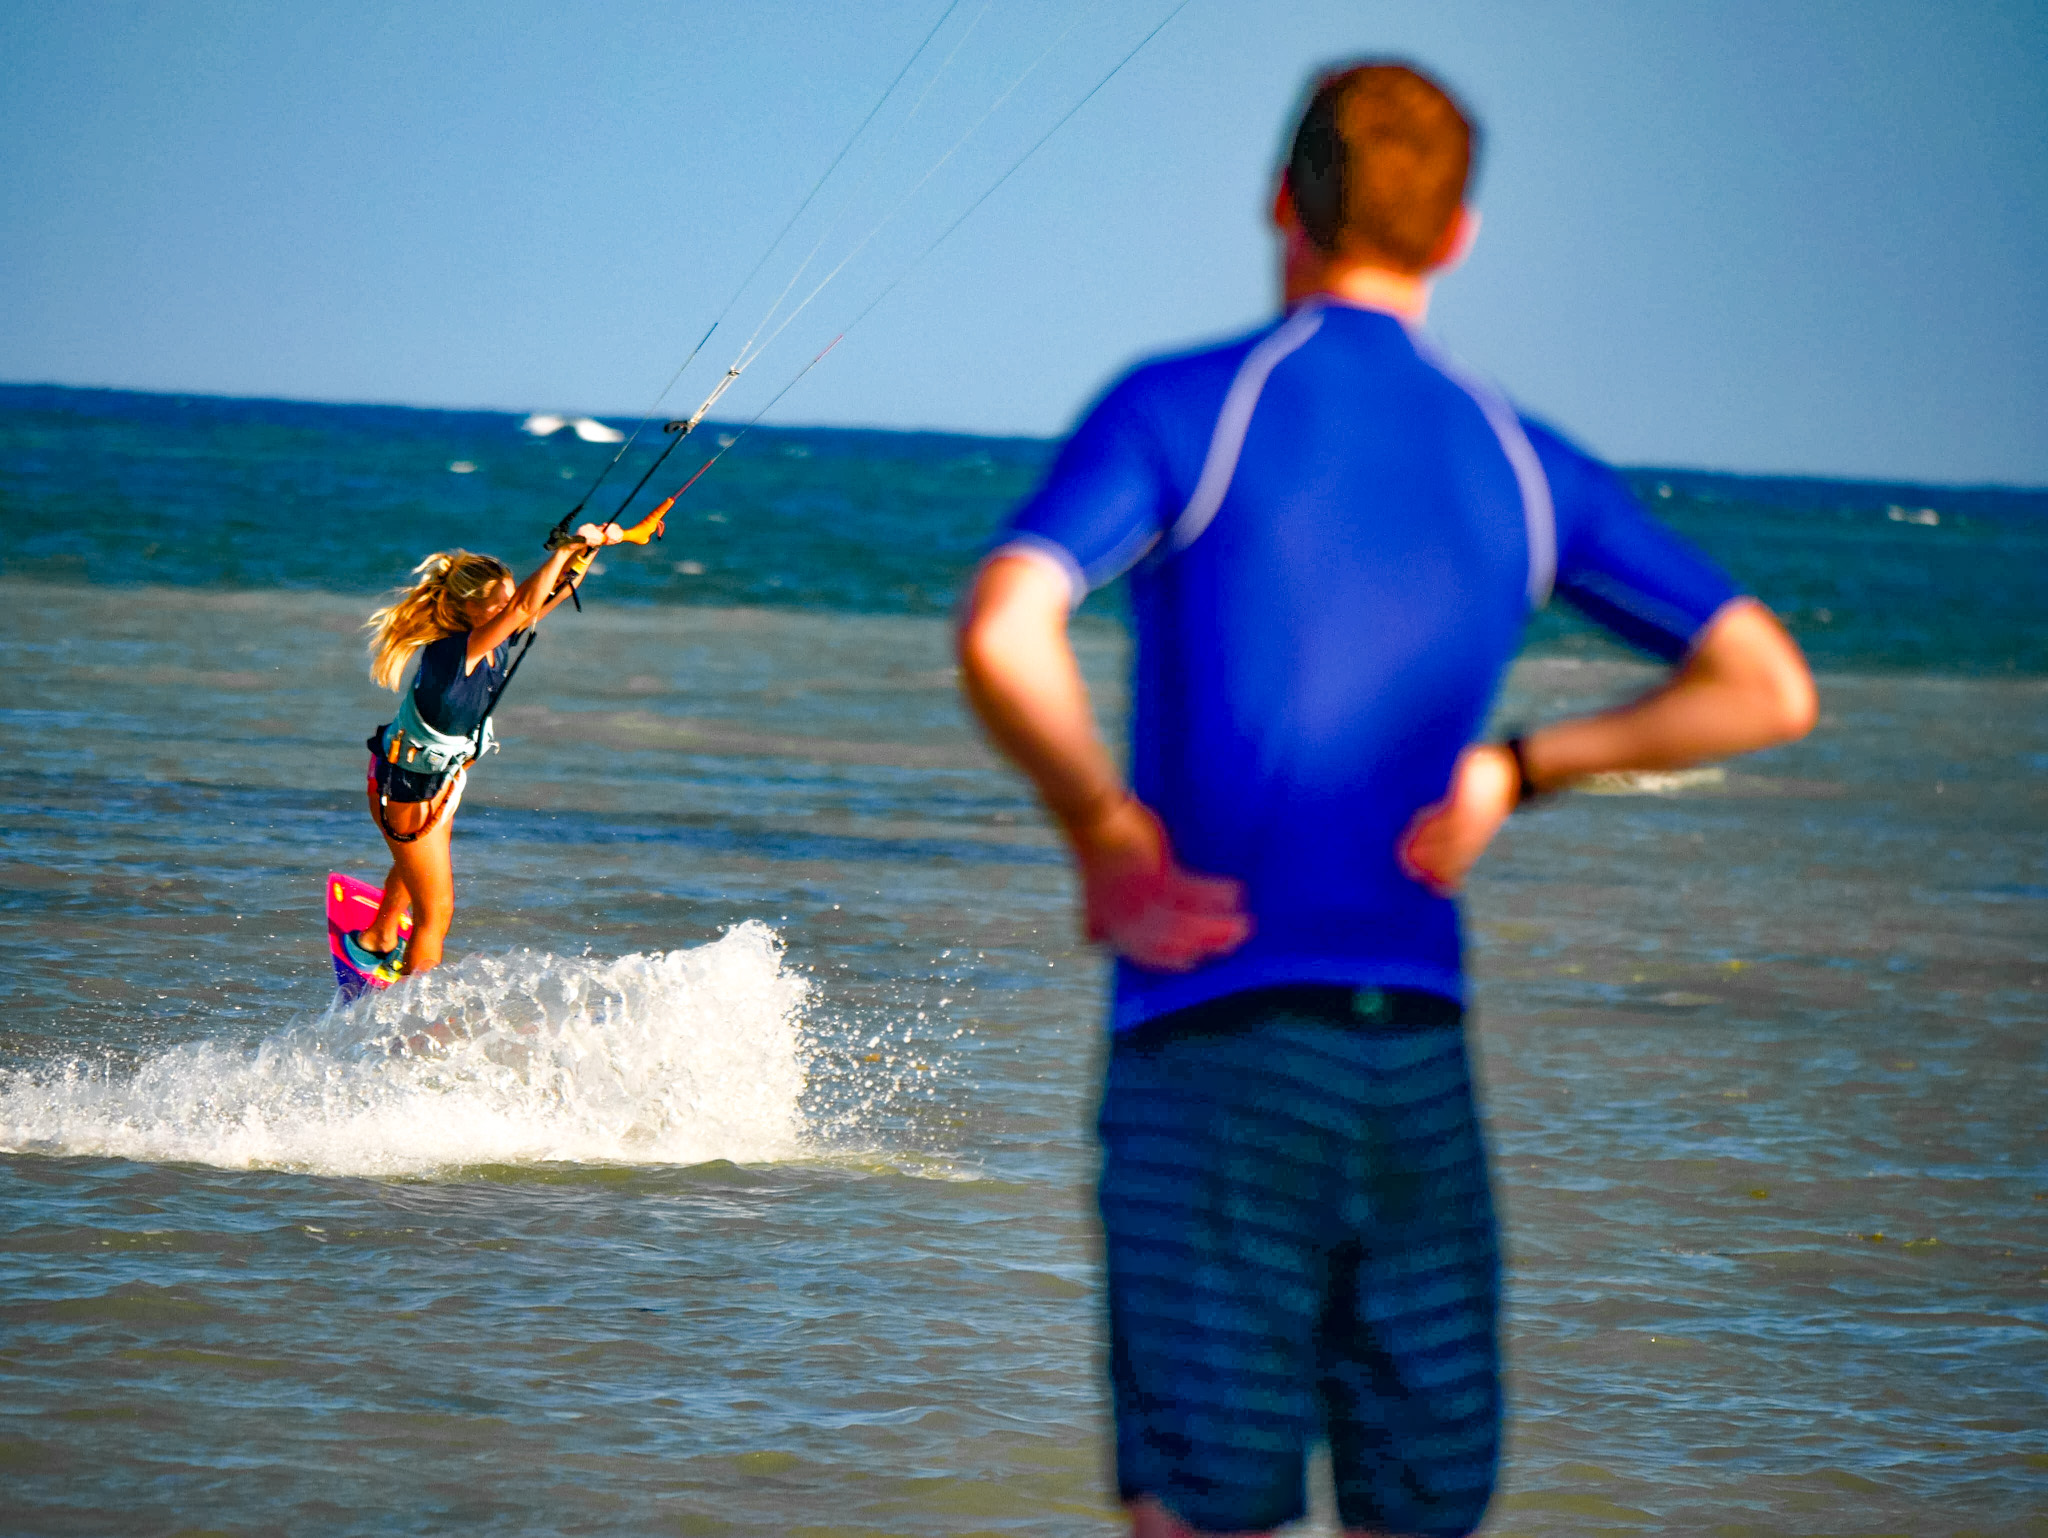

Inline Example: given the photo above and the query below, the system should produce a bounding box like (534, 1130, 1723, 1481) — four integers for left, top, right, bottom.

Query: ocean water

(0, 386, 2044, 1536)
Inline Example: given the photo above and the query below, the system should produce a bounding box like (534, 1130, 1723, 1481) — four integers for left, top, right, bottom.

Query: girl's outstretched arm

(466, 523, 621, 663)
(532, 524, 621, 622)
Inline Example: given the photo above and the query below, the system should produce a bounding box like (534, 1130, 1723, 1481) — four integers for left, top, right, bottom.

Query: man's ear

(1428, 204, 1481, 274)
(1272, 172, 1301, 233)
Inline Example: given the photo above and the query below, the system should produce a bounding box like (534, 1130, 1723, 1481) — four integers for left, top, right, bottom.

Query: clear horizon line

(3, 376, 2043, 497)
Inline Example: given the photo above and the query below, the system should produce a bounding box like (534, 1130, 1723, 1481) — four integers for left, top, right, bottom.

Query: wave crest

(0, 922, 809, 1177)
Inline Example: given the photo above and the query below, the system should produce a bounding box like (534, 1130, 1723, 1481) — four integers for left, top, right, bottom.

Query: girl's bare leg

(363, 783, 458, 974)
(361, 889, 413, 964)
(360, 783, 414, 952)
(384, 816, 455, 973)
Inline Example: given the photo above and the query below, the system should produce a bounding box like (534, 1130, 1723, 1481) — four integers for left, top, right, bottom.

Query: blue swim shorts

(1097, 986, 1501, 1536)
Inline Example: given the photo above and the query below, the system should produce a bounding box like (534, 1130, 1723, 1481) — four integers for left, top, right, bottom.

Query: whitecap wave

(522, 413, 624, 444)
(0, 922, 809, 1177)
(570, 416, 623, 443)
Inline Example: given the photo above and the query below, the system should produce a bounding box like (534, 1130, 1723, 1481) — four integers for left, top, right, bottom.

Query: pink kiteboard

(325, 871, 410, 1000)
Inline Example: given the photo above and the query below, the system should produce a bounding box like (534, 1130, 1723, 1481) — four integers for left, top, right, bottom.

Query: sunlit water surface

(1, 577, 2042, 1535)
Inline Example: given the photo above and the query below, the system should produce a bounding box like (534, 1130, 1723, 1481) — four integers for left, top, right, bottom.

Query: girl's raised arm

(466, 523, 621, 664)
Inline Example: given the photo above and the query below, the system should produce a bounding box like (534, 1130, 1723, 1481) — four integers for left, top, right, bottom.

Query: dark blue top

(411, 630, 517, 739)
(997, 301, 1741, 1030)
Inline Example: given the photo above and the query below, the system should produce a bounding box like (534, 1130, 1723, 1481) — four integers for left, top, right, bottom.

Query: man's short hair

(1286, 61, 1478, 274)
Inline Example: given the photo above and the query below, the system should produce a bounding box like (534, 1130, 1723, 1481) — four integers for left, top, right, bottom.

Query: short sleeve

(993, 372, 1175, 605)
(1526, 418, 1744, 662)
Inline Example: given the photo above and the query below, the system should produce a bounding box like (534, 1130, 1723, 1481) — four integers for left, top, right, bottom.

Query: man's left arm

(1400, 426, 1817, 895)
(1400, 597, 1815, 894)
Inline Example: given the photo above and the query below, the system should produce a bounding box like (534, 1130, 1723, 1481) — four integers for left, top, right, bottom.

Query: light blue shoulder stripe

(1408, 332, 1557, 608)
(1165, 305, 1327, 553)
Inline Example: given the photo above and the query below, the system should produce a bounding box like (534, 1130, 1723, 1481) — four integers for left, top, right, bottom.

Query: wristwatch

(1503, 734, 1551, 809)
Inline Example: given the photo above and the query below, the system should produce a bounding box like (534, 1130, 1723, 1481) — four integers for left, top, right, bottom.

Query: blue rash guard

(996, 300, 1742, 1032)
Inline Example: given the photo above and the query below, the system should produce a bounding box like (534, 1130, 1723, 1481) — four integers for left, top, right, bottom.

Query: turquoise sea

(1, 383, 2044, 1535)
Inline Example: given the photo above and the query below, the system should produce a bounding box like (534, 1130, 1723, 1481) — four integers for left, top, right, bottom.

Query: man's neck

(1279, 223, 1434, 321)
(1284, 262, 1432, 322)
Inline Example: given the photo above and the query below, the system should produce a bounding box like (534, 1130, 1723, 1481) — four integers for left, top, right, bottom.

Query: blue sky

(3, 1, 2042, 484)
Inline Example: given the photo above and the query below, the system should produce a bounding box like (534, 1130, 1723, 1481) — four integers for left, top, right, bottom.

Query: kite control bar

(541, 492, 671, 613)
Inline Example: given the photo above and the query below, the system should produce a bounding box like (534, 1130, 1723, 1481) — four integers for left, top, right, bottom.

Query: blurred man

(958, 61, 1814, 1538)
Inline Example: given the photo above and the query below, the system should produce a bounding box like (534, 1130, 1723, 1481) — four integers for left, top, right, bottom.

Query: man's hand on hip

(1398, 600, 1817, 898)
(1074, 796, 1252, 972)
(1398, 742, 1520, 896)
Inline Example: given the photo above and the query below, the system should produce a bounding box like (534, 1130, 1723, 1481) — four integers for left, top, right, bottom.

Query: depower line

(552, 0, 971, 532)
(561, 0, 1195, 543)
(668, 0, 1200, 508)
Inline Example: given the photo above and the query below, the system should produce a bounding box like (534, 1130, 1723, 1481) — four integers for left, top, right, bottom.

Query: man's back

(1004, 298, 1731, 1026)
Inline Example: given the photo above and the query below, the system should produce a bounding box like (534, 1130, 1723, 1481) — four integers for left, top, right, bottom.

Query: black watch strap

(1504, 734, 1549, 809)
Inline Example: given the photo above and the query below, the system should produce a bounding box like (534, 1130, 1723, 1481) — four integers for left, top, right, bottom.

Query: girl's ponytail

(364, 549, 513, 691)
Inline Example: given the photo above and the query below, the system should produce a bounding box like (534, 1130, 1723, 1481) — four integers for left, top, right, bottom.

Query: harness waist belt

(379, 690, 497, 778)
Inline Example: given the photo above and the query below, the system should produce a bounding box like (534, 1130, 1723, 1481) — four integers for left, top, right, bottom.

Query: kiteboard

(325, 871, 410, 1001)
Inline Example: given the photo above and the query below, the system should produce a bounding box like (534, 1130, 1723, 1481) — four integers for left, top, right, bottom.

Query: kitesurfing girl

(344, 523, 622, 979)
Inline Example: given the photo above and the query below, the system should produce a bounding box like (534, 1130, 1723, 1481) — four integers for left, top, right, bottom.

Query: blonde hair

(364, 549, 514, 691)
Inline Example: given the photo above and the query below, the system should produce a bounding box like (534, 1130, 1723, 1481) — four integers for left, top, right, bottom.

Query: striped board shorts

(1097, 986, 1500, 1536)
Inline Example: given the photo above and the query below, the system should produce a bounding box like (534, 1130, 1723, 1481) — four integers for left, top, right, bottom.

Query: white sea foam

(1580, 766, 1728, 795)
(0, 923, 809, 1177)
(520, 413, 623, 443)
